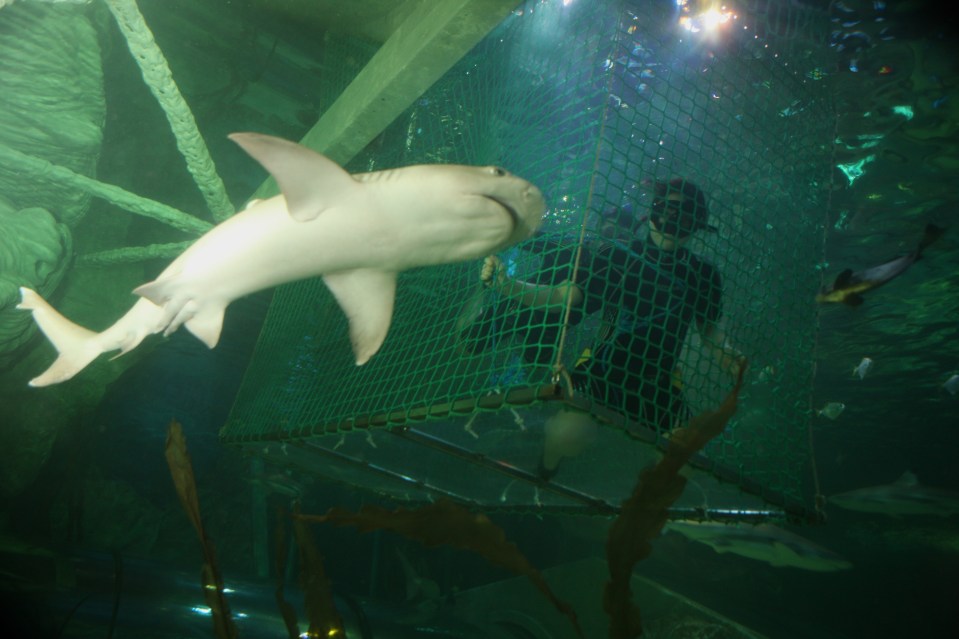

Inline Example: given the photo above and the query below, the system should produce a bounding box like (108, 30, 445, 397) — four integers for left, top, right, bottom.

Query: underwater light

(677, 1, 738, 34)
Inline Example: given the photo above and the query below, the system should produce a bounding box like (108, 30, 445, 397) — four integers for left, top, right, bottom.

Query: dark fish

(816, 223, 946, 306)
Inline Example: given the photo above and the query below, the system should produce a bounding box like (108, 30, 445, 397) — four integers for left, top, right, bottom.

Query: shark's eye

(488, 166, 507, 177)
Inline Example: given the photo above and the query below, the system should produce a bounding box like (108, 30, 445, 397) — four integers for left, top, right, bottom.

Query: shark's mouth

(485, 195, 521, 230)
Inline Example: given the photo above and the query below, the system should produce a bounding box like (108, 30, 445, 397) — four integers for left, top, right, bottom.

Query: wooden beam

(301, 0, 518, 165)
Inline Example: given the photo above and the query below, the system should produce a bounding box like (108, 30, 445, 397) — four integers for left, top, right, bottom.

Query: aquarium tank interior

(0, 0, 957, 638)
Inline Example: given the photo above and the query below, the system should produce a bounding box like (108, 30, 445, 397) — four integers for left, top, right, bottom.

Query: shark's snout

(524, 183, 545, 206)
(518, 182, 546, 235)
(484, 178, 544, 237)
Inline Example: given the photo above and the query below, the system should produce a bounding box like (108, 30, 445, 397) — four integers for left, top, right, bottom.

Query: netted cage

(221, 0, 837, 523)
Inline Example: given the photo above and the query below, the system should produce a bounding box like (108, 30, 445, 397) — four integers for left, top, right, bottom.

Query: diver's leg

(537, 363, 602, 480)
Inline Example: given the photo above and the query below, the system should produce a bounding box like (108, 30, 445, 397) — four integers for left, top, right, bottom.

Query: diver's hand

(730, 356, 747, 379)
(699, 323, 746, 379)
(480, 255, 507, 289)
(721, 350, 747, 379)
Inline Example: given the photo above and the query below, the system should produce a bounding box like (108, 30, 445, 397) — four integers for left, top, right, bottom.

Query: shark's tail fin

(17, 287, 103, 387)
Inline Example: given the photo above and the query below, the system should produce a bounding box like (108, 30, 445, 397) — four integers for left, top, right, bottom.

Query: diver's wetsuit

(460, 233, 592, 365)
(572, 236, 722, 431)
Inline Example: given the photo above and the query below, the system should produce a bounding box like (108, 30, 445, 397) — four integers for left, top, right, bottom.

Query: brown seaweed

(297, 498, 583, 638)
(164, 419, 238, 639)
(604, 367, 746, 639)
(291, 502, 345, 638)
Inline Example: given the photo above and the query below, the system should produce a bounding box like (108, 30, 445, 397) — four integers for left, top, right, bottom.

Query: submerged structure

(2, 0, 838, 558)
(219, 0, 836, 526)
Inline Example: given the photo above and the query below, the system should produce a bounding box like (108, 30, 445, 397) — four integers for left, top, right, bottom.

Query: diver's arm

(698, 321, 746, 378)
(481, 255, 583, 311)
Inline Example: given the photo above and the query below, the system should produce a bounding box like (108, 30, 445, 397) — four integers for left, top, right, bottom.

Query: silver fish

(943, 374, 959, 396)
(817, 402, 845, 419)
(852, 357, 873, 380)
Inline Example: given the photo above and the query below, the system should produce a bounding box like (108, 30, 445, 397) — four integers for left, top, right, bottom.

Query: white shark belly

(167, 198, 383, 288)
(140, 197, 394, 316)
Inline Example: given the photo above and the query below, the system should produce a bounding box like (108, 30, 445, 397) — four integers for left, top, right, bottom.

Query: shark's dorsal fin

(229, 132, 356, 222)
(322, 269, 397, 365)
(833, 268, 854, 290)
(917, 223, 946, 256)
(895, 471, 919, 487)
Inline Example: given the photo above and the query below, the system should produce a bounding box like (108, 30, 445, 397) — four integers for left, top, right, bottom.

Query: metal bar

(390, 427, 620, 515)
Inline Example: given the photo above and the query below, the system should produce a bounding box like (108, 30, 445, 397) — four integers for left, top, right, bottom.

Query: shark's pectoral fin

(228, 132, 358, 222)
(323, 269, 397, 365)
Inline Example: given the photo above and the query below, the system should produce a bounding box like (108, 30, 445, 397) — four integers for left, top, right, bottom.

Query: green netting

(222, 0, 836, 521)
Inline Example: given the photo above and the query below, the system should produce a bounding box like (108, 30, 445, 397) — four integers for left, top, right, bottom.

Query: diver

(458, 204, 637, 365)
(478, 178, 745, 478)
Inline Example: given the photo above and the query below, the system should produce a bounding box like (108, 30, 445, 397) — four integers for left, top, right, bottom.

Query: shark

(816, 223, 945, 306)
(18, 132, 545, 387)
(829, 471, 959, 517)
(664, 520, 852, 572)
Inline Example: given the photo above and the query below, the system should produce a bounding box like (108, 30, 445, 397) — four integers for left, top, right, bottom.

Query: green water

(0, 0, 956, 637)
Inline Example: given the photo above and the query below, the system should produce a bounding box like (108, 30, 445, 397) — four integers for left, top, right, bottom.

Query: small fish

(816, 224, 946, 306)
(778, 100, 805, 117)
(664, 520, 852, 572)
(817, 402, 845, 419)
(852, 357, 873, 380)
(830, 472, 959, 517)
(944, 374, 959, 396)
(756, 364, 777, 384)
